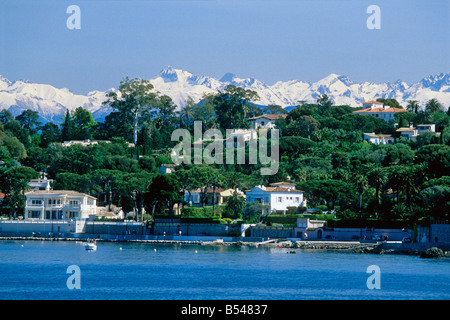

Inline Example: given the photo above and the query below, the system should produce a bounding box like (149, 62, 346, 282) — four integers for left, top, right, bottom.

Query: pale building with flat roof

(24, 190, 97, 220)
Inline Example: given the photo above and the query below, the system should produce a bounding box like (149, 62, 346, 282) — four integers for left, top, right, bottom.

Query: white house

(363, 133, 395, 144)
(28, 178, 53, 191)
(417, 124, 436, 134)
(247, 114, 287, 130)
(225, 129, 258, 148)
(245, 182, 306, 213)
(353, 101, 407, 122)
(24, 190, 97, 220)
(396, 126, 417, 139)
(396, 124, 438, 141)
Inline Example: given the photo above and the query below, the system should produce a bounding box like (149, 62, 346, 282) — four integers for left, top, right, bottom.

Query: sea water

(0, 240, 449, 300)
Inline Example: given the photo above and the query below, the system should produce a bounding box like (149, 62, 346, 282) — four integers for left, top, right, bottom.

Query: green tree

(213, 85, 260, 130)
(406, 100, 420, 114)
(415, 144, 450, 178)
(144, 174, 180, 220)
(425, 99, 443, 113)
(0, 166, 39, 218)
(40, 122, 61, 148)
(367, 166, 388, 212)
(244, 201, 271, 223)
(61, 110, 75, 142)
(15, 110, 41, 135)
(71, 107, 97, 140)
(261, 104, 288, 115)
(0, 109, 14, 125)
(225, 191, 246, 219)
(0, 131, 27, 160)
(103, 77, 157, 145)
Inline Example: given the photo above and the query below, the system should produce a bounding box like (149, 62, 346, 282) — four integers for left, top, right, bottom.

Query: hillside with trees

(0, 78, 448, 228)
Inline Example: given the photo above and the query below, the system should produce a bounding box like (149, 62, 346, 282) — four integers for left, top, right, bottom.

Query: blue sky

(0, 0, 448, 94)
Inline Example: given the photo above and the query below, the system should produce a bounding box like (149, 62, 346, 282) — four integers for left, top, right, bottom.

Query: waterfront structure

(248, 114, 287, 130)
(352, 100, 407, 122)
(245, 182, 306, 213)
(295, 218, 326, 239)
(24, 190, 97, 220)
(363, 132, 395, 144)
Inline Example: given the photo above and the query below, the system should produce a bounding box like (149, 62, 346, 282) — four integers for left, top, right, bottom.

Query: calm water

(0, 240, 449, 300)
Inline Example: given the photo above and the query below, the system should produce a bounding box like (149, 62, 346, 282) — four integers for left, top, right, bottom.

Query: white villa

(353, 100, 407, 122)
(396, 124, 438, 140)
(24, 190, 97, 220)
(247, 114, 287, 130)
(245, 182, 307, 213)
(226, 129, 258, 148)
(363, 133, 395, 144)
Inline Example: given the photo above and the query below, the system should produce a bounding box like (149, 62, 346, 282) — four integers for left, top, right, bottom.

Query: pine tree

(61, 110, 74, 142)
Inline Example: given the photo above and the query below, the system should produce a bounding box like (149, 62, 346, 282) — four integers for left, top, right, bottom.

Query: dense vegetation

(0, 77, 448, 227)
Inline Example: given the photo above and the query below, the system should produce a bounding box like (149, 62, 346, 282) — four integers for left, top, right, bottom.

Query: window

(69, 200, 79, 206)
(67, 211, 78, 218)
(295, 197, 300, 203)
(31, 199, 42, 205)
(278, 197, 283, 203)
(29, 211, 40, 218)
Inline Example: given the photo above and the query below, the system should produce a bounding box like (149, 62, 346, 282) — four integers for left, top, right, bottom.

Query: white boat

(85, 240, 97, 251)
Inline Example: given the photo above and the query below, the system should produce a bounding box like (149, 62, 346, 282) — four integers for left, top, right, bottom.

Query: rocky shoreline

(1, 236, 449, 257)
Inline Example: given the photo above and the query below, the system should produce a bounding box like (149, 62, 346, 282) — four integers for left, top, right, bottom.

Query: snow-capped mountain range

(0, 66, 449, 124)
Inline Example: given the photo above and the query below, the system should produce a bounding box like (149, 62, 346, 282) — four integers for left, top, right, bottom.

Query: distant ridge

(0, 67, 448, 124)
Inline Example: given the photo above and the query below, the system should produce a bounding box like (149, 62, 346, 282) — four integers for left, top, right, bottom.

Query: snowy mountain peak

(0, 69, 448, 125)
(0, 76, 11, 90)
(420, 72, 450, 91)
(158, 66, 194, 83)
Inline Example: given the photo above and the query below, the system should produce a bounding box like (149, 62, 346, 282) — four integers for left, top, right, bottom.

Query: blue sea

(0, 240, 449, 300)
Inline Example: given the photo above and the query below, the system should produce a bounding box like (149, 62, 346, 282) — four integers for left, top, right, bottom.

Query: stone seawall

(1, 236, 449, 256)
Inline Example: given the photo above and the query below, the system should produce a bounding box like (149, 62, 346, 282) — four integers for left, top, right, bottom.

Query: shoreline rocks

(420, 247, 445, 258)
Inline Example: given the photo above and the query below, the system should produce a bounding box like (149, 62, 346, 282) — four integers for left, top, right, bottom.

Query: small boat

(85, 239, 97, 251)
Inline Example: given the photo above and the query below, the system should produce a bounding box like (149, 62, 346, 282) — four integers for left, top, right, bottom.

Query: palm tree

(406, 100, 420, 114)
(353, 173, 368, 239)
(225, 192, 246, 219)
(179, 97, 195, 129)
(425, 99, 443, 113)
(367, 166, 388, 211)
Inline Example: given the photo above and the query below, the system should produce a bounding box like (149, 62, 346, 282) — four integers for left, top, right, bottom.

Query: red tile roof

(353, 107, 407, 113)
(248, 114, 287, 121)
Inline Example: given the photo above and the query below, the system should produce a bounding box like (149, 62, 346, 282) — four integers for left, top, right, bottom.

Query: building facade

(396, 124, 438, 141)
(24, 190, 97, 220)
(248, 114, 287, 130)
(363, 133, 395, 144)
(245, 182, 306, 213)
(353, 101, 407, 122)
